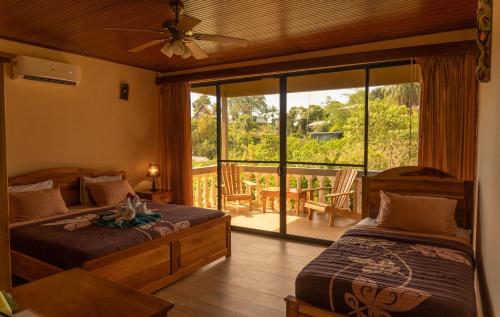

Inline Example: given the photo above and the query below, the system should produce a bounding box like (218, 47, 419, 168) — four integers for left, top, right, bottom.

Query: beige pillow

(80, 175, 122, 206)
(376, 191, 458, 236)
(86, 180, 135, 207)
(9, 187, 69, 223)
(9, 180, 53, 193)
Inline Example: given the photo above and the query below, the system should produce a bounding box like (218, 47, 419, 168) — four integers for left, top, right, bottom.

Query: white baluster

(284, 174, 290, 212)
(203, 175, 209, 208)
(255, 173, 262, 207)
(319, 176, 326, 203)
(211, 173, 216, 209)
(196, 175, 203, 208)
(306, 176, 313, 191)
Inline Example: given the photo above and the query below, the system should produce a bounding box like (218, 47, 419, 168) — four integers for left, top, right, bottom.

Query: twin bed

(8, 168, 231, 294)
(286, 166, 476, 317)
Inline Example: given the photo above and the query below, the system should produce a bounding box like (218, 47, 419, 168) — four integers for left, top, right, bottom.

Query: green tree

(228, 96, 277, 121)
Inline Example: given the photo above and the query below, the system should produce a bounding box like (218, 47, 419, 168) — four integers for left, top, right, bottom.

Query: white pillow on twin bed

(8, 180, 53, 193)
(80, 175, 122, 206)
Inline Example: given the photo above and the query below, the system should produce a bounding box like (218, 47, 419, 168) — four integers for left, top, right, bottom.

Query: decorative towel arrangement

(94, 195, 162, 228)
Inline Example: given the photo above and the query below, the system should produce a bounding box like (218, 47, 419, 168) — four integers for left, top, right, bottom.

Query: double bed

(9, 168, 231, 294)
(286, 166, 476, 317)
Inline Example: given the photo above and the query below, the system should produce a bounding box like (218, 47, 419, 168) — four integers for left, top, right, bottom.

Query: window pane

(368, 64, 420, 171)
(220, 78, 280, 161)
(190, 86, 217, 167)
(286, 69, 366, 166)
(190, 86, 218, 210)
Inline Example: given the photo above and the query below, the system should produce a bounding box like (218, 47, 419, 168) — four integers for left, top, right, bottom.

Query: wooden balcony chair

(221, 164, 257, 211)
(303, 168, 359, 227)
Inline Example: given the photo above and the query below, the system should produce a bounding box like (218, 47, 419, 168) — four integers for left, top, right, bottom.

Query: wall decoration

(120, 83, 129, 100)
(477, 0, 492, 82)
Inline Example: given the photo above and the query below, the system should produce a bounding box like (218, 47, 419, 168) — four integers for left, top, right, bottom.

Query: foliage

(191, 84, 419, 170)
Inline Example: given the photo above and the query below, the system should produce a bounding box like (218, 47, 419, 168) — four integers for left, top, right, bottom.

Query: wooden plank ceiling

(0, 0, 476, 72)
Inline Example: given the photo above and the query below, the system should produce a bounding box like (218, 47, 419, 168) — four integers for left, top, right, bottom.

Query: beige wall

(0, 39, 159, 190)
(476, 3, 500, 316)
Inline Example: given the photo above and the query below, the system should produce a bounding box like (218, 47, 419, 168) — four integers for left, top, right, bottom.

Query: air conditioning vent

(12, 56, 81, 86)
(22, 75, 78, 86)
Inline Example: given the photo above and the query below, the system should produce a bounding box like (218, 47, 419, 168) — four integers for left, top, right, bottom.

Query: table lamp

(147, 163, 160, 192)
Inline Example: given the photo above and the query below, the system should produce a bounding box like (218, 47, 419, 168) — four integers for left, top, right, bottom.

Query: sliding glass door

(285, 69, 366, 241)
(190, 60, 420, 243)
(218, 78, 283, 234)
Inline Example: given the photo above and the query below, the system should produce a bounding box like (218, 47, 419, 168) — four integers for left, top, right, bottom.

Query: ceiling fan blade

(185, 41, 208, 60)
(176, 15, 201, 32)
(129, 39, 167, 53)
(191, 33, 248, 46)
(105, 27, 166, 35)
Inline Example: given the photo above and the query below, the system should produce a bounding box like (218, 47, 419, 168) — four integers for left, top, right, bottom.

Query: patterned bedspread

(296, 225, 476, 317)
(10, 201, 225, 269)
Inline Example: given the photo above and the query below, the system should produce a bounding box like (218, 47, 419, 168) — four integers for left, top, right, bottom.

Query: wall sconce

(120, 83, 129, 100)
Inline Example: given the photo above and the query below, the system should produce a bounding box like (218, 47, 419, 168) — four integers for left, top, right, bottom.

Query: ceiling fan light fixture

(160, 42, 174, 57)
(172, 39, 185, 55)
(181, 47, 192, 59)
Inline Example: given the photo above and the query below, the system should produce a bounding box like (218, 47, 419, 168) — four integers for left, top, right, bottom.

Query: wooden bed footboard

(285, 296, 347, 317)
(12, 215, 231, 294)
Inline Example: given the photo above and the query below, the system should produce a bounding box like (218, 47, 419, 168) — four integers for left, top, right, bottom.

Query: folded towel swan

(96, 195, 162, 228)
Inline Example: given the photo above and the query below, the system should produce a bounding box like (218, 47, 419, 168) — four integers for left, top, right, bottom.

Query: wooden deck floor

(154, 231, 327, 317)
(227, 204, 359, 241)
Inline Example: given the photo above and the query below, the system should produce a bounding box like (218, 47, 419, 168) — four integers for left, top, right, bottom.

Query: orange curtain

(417, 53, 478, 180)
(159, 82, 193, 205)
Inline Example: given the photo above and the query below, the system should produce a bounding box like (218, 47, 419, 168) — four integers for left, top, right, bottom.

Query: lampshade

(147, 163, 160, 177)
(160, 42, 174, 58)
(160, 40, 192, 59)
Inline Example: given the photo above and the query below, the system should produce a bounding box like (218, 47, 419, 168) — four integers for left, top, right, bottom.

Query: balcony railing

(192, 165, 362, 214)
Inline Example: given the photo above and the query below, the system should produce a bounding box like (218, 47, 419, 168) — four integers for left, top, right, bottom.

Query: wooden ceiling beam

(156, 40, 477, 84)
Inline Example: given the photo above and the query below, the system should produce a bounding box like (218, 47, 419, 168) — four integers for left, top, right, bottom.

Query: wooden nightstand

(137, 189, 174, 203)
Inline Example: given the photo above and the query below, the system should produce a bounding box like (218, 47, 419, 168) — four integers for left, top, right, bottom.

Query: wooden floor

(154, 231, 327, 317)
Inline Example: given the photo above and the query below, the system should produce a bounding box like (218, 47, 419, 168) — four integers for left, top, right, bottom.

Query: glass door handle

(277, 165, 285, 176)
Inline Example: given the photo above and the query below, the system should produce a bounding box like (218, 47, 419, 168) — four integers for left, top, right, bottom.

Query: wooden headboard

(362, 166, 474, 229)
(8, 168, 126, 207)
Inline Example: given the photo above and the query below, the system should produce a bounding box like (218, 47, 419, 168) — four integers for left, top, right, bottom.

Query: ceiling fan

(105, 0, 248, 60)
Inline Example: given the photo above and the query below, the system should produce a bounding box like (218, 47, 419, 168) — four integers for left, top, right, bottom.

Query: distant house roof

(307, 120, 326, 128)
(193, 104, 214, 119)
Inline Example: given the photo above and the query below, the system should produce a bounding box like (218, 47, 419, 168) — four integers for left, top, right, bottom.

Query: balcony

(192, 165, 362, 241)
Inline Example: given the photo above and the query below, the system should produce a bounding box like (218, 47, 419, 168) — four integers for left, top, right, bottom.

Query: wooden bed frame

(285, 166, 474, 317)
(8, 168, 231, 294)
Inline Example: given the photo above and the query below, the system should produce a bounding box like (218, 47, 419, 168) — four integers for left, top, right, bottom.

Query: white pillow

(80, 175, 122, 206)
(8, 180, 53, 193)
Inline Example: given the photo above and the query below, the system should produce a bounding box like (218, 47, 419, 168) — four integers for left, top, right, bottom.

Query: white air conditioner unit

(12, 56, 81, 86)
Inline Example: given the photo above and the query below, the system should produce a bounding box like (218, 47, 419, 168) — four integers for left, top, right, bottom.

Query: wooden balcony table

(260, 187, 307, 216)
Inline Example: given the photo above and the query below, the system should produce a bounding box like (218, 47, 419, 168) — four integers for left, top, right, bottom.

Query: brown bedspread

(10, 202, 225, 270)
(296, 225, 476, 317)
